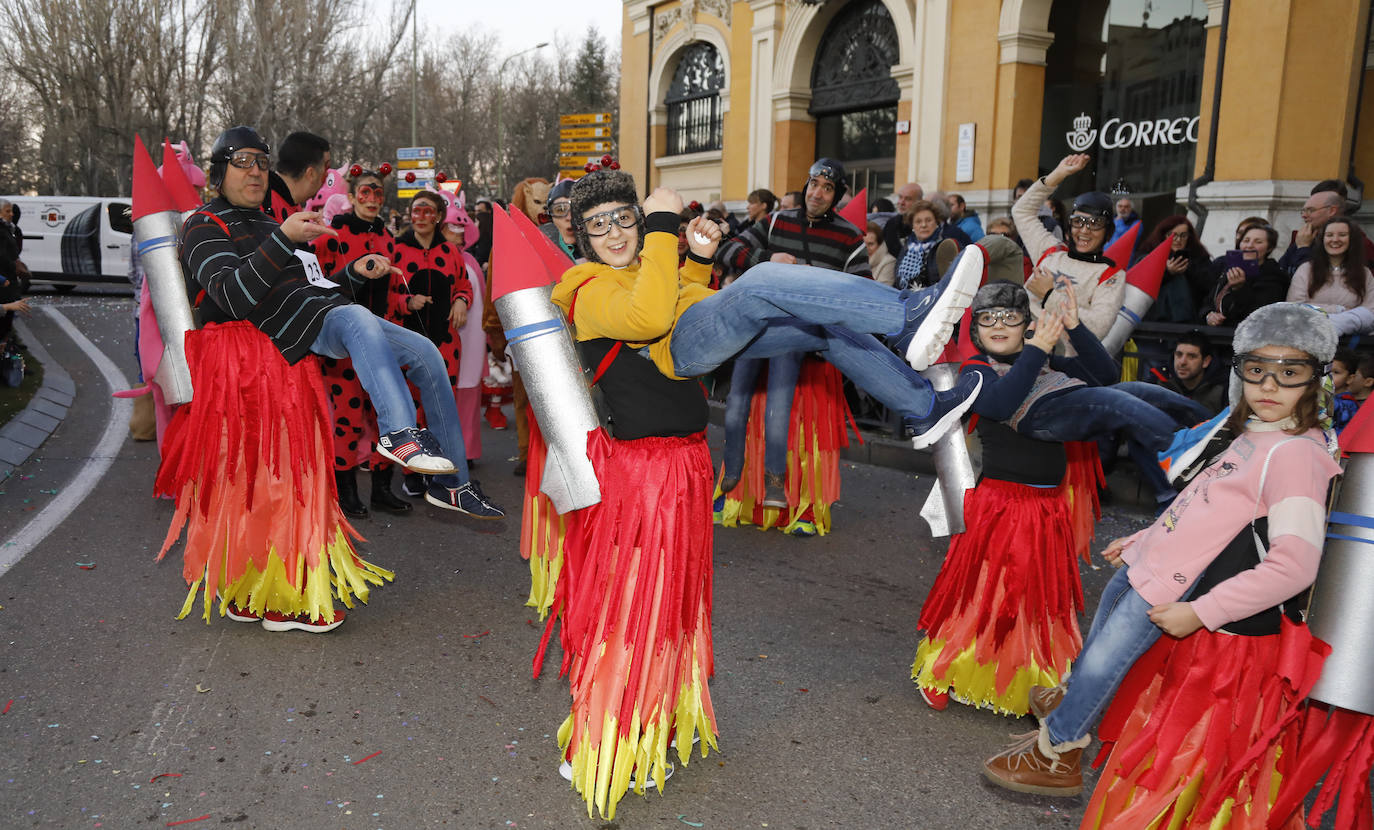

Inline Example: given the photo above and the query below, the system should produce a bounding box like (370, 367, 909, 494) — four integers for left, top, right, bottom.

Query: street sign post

(559, 112, 613, 126)
(396, 146, 436, 200)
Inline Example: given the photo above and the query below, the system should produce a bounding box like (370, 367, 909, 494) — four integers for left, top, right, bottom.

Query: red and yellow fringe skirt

(1084, 619, 1329, 829)
(912, 478, 1083, 715)
(154, 322, 393, 623)
(538, 428, 718, 819)
(716, 358, 858, 536)
(1269, 702, 1374, 830)
(1063, 441, 1105, 564)
(521, 413, 566, 619)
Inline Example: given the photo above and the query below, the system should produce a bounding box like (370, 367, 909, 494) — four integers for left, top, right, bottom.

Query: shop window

(665, 42, 725, 155)
(1039, 0, 1208, 204)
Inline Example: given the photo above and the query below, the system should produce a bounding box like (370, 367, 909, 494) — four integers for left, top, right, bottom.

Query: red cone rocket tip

(1104, 220, 1140, 268)
(838, 187, 868, 231)
(132, 135, 174, 221)
(508, 205, 576, 285)
(491, 206, 556, 301)
(160, 139, 202, 213)
(1340, 395, 1374, 454)
(1125, 237, 1172, 298)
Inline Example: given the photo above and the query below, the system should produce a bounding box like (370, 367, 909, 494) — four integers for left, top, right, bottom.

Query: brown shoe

(762, 473, 788, 508)
(983, 724, 1085, 797)
(935, 238, 959, 276)
(1028, 684, 1065, 719)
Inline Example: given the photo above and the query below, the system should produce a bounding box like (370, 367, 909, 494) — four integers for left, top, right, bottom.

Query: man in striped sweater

(712, 158, 870, 530)
(180, 126, 503, 518)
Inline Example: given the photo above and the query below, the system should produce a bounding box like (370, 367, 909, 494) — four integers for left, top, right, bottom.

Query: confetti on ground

(677, 816, 705, 827)
(76, 562, 96, 570)
(194, 685, 210, 694)
(352, 751, 382, 765)
(165, 815, 210, 826)
(39, 488, 58, 495)
(150, 773, 183, 783)
(463, 630, 492, 639)
(1, 699, 11, 715)
(478, 695, 497, 707)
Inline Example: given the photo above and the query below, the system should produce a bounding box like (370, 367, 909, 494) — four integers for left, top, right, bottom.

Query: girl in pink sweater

(983, 303, 1341, 828)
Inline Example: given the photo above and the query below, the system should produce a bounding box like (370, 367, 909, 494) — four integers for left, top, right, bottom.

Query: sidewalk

(0, 318, 74, 473)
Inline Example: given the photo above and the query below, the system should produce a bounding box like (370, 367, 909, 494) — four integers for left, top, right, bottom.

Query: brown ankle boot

(1028, 684, 1066, 719)
(983, 723, 1085, 797)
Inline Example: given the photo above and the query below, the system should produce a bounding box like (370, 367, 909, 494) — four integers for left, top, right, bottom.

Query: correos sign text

(1066, 112, 1200, 152)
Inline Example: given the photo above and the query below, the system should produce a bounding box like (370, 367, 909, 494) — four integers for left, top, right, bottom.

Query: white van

(3, 196, 133, 292)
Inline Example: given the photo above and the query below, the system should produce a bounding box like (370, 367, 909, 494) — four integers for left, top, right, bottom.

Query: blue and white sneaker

(377, 427, 456, 475)
(905, 372, 983, 450)
(424, 478, 505, 519)
(890, 245, 985, 371)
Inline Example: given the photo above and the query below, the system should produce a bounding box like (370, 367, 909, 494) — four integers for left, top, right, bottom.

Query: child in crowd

(1334, 351, 1374, 433)
(984, 303, 1341, 828)
(957, 281, 1208, 456)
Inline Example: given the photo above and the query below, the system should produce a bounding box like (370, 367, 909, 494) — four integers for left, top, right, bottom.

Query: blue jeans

(1044, 566, 1166, 745)
(1104, 383, 1210, 502)
(309, 304, 467, 486)
(723, 353, 802, 479)
(670, 262, 936, 418)
(1022, 383, 1205, 452)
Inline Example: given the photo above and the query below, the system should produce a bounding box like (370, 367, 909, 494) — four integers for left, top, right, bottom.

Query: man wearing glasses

(264, 131, 332, 223)
(1278, 186, 1346, 276)
(178, 125, 504, 518)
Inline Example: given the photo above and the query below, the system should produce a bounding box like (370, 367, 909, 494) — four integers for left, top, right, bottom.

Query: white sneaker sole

(225, 608, 261, 623)
(904, 246, 985, 371)
(423, 491, 505, 520)
(375, 445, 456, 475)
(557, 760, 674, 789)
(261, 614, 345, 633)
(909, 373, 983, 451)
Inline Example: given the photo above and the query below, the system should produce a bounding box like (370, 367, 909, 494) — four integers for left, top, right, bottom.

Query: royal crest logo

(1066, 113, 1097, 152)
(40, 207, 65, 227)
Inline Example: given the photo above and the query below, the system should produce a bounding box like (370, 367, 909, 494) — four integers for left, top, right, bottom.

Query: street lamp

(495, 41, 549, 199)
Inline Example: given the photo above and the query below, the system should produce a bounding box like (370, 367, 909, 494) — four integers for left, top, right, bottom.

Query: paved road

(0, 292, 1166, 829)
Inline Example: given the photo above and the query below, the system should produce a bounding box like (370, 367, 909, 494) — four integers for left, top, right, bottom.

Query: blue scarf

(895, 229, 941, 289)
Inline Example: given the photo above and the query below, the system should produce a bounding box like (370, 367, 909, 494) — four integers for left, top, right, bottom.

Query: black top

(578, 338, 708, 440)
(180, 198, 366, 364)
(976, 417, 1066, 486)
(1191, 519, 1305, 636)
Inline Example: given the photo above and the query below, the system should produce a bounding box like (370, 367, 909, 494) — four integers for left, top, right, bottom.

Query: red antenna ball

(378, 163, 392, 177)
(690, 200, 702, 211)
(435, 172, 447, 183)
(609, 161, 620, 170)
(349, 164, 363, 178)
(405, 171, 416, 183)
(601, 154, 613, 166)
(584, 162, 595, 173)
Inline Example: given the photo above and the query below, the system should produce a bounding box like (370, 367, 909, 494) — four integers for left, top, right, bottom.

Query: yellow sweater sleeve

(564, 230, 681, 344)
(680, 256, 712, 288)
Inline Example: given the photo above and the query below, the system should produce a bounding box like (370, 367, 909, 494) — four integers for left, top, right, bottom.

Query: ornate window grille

(666, 43, 725, 155)
(809, 0, 900, 116)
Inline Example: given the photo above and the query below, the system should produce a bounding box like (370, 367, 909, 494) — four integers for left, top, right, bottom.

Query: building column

(1185, 0, 1372, 253)
(622, 0, 655, 191)
(748, 0, 781, 192)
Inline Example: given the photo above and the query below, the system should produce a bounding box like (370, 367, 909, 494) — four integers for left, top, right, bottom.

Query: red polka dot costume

(312, 213, 396, 470)
(390, 230, 474, 425)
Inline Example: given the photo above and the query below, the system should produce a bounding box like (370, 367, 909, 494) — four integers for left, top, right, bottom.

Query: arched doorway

(810, 0, 900, 199)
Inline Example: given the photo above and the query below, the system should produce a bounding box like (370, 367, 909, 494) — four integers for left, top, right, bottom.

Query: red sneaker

(484, 406, 509, 430)
(224, 601, 261, 623)
(920, 686, 950, 711)
(261, 609, 345, 633)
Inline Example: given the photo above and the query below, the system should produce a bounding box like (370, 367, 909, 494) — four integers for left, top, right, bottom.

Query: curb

(0, 317, 74, 473)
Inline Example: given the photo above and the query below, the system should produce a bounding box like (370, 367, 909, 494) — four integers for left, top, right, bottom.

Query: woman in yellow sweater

(539, 168, 983, 818)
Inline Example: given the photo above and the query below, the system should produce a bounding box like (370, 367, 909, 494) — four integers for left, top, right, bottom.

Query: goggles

(581, 205, 640, 237)
(1068, 214, 1108, 230)
(227, 152, 271, 171)
(549, 201, 571, 218)
(1231, 353, 1322, 387)
(974, 308, 1028, 328)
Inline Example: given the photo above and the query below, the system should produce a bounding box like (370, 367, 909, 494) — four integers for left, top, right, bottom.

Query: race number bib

(293, 249, 338, 289)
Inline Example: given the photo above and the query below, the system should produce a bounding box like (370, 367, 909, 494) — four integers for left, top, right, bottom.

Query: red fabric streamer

(1, 699, 11, 715)
(165, 816, 210, 827)
(352, 751, 382, 765)
(1085, 619, 1329, 829)
(149, 773, 183, 783)
(1061, 441, 1104, 564)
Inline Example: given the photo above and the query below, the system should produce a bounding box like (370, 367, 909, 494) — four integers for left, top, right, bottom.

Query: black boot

(370, 465, 413, 514)
(335, 468, 369, 519)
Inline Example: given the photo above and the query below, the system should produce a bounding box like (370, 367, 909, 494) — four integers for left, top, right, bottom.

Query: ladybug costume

(312, 212, 396, 474)
(391, 230, 474, 412)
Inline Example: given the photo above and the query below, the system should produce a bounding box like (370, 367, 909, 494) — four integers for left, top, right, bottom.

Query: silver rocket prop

(131, 137, 196, 406)
(1306, 453, 1374, 715)
(918, 362, 977, 537)
(1099, 283, 1154, 355)
(494, 285, 602, 514)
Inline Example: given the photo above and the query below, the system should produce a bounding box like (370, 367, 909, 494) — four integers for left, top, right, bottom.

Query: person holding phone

(1202, 223, 1287, 327)
(1138, 216, 1211, 322)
